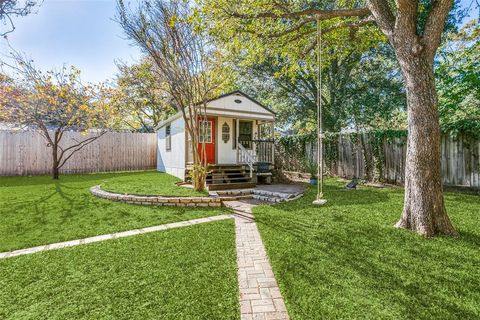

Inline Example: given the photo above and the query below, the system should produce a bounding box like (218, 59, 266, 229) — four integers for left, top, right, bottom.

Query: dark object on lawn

(256, 162, 270, 173)
(346, 180, 358, 189)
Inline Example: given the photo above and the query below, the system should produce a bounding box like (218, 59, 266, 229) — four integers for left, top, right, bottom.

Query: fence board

(0, 130, 157, 176)
(278, 133, 480, 188)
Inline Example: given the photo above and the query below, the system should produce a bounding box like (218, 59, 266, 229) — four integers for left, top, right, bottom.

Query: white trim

(156, 112, 183, 130)
(199, 120, 213, 143)
(155, 110, 273, 131)
(206, 109, 274, 121)
(154, 92, 275, 131)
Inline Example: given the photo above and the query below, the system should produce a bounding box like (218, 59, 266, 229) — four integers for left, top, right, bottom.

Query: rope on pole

(316, 18, 324, 201)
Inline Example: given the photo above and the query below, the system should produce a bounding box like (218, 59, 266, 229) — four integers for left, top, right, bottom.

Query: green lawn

(253, 180, 480, 320)
(0, 220, 239, 320)
(0, 172, 226, 252)
(101, 171, 208, 196)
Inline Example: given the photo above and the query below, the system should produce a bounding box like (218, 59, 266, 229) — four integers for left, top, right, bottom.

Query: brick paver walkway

(0, 214, 232, 259)
(226, 200, 290, 320)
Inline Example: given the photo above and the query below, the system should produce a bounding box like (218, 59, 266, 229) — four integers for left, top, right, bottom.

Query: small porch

(180, 90, 276, 190)
(186, 117, 275, 167)
(185, 117, 275, 190)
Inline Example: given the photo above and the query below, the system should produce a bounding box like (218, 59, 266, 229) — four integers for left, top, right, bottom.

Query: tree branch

(394, 0, 419, 40)
(229, 7, 370, 20)
(302, 17, 375, 55)
(366, 0, 395, 38)
(57, 131, 106, 169)
(0, 0, 40, 36)
(423, 0, 454, 60)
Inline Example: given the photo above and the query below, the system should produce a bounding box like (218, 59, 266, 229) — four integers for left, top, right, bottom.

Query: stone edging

(90, 186, 222, 207)
(0, 215, 232, 260)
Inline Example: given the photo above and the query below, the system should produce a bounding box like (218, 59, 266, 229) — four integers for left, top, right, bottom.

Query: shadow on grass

(253, 183, 480, 319)
(276, 184, 393, 211)
(30, 181, 77, 224)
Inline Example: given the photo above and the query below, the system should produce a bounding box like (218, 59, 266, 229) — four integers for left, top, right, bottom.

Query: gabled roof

(155, 90, 275, 130)
(205, 90, 276, 115)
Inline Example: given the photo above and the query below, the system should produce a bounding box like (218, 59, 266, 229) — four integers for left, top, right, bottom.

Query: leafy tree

(0, 53, 120, 179)
(202, 0, 461, 237)
(236, 54, 356, 133)
(344, 45, 406, 131)
(114, 59, 175, 132)
(236, 44, 406, 133)
(436, 20, 480, 137)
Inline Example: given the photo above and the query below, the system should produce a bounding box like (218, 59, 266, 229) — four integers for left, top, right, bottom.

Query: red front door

(198, 118, 216, 164)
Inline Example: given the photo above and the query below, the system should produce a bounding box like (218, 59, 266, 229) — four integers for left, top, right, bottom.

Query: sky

(0, 0, 478, 84)
(0, 0, 143, 84)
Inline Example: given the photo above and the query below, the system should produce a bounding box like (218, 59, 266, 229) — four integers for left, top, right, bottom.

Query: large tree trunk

(395, 54, 457, 237)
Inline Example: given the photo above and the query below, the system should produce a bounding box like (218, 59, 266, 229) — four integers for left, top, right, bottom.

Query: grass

(101, 171, 208, 196)
(253, 179, 480, 320)
(0, 220, 239, 320)
(0, 172, 226, 252)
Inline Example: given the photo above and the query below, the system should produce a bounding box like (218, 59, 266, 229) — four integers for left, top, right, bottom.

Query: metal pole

(316, 19, 323, 200)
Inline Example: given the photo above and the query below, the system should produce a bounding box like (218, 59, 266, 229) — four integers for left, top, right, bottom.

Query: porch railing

(237, 139, 275, 165)
(238, 142, 255, 178)
(253, 139, 274, 164)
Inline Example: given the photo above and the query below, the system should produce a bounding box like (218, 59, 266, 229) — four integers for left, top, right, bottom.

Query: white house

(156, 91, 275, 190)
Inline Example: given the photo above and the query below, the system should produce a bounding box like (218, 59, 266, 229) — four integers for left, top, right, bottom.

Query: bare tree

(117, 0, 223, 191)
(0, 0, 40, 36)
(0, 52, 119, 179)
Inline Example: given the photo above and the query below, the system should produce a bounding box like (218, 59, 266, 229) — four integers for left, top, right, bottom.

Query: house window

(239, 121, 253, 149)
(199, 120, 212, 143)
(165, 124, 171, 151)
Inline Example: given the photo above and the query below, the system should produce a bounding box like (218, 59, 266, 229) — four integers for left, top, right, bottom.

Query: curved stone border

(90, 186, 222, 207)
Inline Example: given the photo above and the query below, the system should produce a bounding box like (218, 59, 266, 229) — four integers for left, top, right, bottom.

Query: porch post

(271, 121, 275, 165)
(236, 118, 240, 164)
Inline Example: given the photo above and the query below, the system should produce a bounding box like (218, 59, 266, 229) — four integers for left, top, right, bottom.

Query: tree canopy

(200, 0, 465, 236)
(113, 59, 176, 132)
(436, 20, 480, 137)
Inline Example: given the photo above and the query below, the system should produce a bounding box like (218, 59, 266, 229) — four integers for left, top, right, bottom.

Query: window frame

(198, 120, 213, 144)
(238, 120, 253, 149)
(165, 124, 171, 151)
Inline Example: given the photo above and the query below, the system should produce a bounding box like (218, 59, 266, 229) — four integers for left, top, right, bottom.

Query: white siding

(156, 92, 274, 170)
(208, 94, 274, 120)
(155, 92, 274, 132)
(157, 117, 186, 180)
(217, 117, 259, 164)
(217, 117, 236, 164)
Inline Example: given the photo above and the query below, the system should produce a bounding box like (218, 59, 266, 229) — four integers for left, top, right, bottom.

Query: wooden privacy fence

(0, 130, 157, 176)
(277, 133, 480, 188)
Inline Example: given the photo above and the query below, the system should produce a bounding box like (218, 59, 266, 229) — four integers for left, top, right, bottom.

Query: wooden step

(208, 177, 250, 182)
(210, 171, 247, 176)
(206, 177, 251, 183)
(207, 175, 251, 180)
(208, 164, 245, 170)
(208, 182, 257, 191)
(210, 167, 247, 172)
